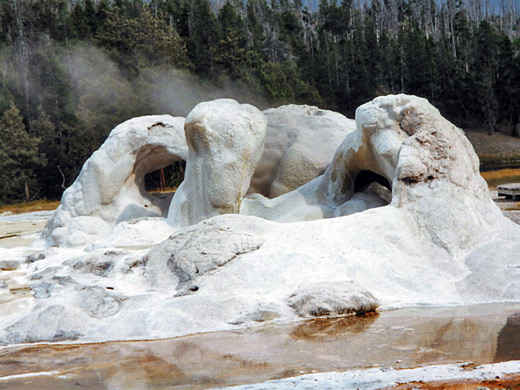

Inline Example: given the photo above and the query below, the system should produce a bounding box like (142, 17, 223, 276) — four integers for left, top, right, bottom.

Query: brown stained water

(1, 304, 520, 389)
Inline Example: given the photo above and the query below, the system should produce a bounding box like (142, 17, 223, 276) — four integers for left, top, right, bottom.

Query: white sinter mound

(41, 115, 187, 247)
(249, 104, 356, 197)
(167, 99, 267, 227)
(1, 94, 520, 345)
(41, 102, 354, 246)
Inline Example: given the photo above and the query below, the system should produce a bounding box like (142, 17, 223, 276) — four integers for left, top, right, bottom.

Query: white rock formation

(2, 94, 520, 345)
(167, 99, 267, 227)
(42, 103, 353, 245)
(250, 105, 356, 197)
(42, 115, 187, 247)
(241, 96, 412, 222)
(240, 94, 493, 229)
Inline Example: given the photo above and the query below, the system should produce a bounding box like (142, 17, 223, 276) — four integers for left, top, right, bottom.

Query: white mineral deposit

(1, 94, 520, 388)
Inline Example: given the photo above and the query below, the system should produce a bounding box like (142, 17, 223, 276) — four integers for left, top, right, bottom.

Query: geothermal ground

(2, 96, 520, 389)
(1, 184, 520, 389)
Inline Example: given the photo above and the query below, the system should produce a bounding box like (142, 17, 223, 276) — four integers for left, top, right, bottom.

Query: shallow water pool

(0, 303, 519, 389)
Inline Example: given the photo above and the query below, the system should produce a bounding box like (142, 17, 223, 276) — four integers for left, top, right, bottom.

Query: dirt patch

(465, 129, 520, 166)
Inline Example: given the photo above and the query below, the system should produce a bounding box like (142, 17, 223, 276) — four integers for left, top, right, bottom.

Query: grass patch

(0, 200, 60, 215)
(480, 168, 520, 189)
(148, 186, 178, 194)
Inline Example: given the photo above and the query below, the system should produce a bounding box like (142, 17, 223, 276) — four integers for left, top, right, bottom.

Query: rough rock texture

(41, 104, 354, 246)
(288, 281, 379, 317)
(167, 99, 267, 227)
(145, 218, 265, 288)
(249, 105, 355, 197)
(228, 302, 283, 324)
(4, 305, 81, 344)
(240, 95, 502, 234)
(2, 94, 520, 345)
(42, 115, 187, 247)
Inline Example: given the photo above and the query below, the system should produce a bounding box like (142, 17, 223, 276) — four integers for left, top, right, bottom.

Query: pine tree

(475, 20, 500, 134)
(185, 0, 220, 76)
(0, 103, 45, 204)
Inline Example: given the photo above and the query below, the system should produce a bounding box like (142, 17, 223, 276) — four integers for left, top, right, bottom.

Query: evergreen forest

(0, 0, 519, 204)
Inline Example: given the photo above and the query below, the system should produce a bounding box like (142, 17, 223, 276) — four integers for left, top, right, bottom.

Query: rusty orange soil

(389, 373, 520, 390)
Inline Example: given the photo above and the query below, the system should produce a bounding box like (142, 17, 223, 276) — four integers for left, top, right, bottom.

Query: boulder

(167, 99, 267, 227)
(288, 281, 379, 317)
(145, 218, 265, 288)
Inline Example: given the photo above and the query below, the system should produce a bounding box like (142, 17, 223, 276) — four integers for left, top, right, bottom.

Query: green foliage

(0, 103, 45, 204)
(0, 0, 519, 204)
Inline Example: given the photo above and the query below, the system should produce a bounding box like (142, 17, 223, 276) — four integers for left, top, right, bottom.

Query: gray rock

(0, 260, 20, 271)
(78, 286, 125, 318)
(2, 305, 81, 344)
(26, 252, 46, 263)
(165, 229, 262, 284)
(145, 218, 265, 288)
(69, 258, 114, 277)
(31, 267, 59, 280)
(288, 281, 379, 318)
(52, 275, 74, 286)
(228, 303, 281, 325)
(31, 282, 54, 299)
(85, 260, 114, 277)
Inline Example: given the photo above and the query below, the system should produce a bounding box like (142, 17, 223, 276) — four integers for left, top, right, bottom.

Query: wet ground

(0, 303, 519, 389)
(392, 374, 520, 390)
(2, 178, 520, 389)
(0, 211, 51, 249)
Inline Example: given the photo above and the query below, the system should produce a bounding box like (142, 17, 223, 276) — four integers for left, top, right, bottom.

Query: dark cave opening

(354, 170, 391, 193)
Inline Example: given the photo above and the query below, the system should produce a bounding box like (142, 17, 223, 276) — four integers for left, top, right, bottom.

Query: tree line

(0, 0, 519, 205)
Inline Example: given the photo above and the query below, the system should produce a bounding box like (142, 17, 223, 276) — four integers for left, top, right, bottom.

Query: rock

(288, 281, 379, 318)
(0, 260, 20, 271)
(31, 267, 59, 280)
(41, 103, 354, 245)
(240, 94, 502, 241)
(0, 281, 7, 289)
(250, 105, 355, 197)
(42, 115, 187, 247)
(69, 258, 114, 277)
(77, 286, 125, 319)
(31, 282, 53, 299)
(167, 99, 267, 227)
(3, 94, 520, 346)
(26, 253, 45, 263)
(3, 305, 81, 344)
(145, 216, 266, 288)
(228, 303, 282, 325)
(240, 96, 413, 221)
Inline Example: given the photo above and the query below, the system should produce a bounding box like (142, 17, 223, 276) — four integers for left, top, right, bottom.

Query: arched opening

(354, 170, 392, 204)
(354, 170, 391, 192)
(131, 145, 187, 219)
(144, 161, 186, 193)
